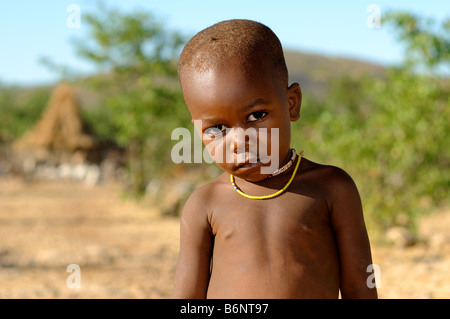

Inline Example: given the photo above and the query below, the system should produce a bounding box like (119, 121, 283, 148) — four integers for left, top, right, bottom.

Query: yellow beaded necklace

(230, 151, 301, 200)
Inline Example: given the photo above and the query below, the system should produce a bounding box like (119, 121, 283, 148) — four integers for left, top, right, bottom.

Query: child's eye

(247, 111, 268, 122)
(204, 124, 227, 137)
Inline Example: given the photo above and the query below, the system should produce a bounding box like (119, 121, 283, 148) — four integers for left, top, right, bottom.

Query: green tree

(293, 11, 449, 234)
(382, 11, 450, 72)
(0, 85, 50, 143)
(70, 4, 190, 195)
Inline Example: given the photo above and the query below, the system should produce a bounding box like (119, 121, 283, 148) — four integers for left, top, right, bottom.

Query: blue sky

(0, 0, 448, 85)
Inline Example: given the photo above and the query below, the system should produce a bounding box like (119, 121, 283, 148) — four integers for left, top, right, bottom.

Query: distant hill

(284, 50, 386, 100)
(71, 49, 387, 107)
(6, 49, 388, 107)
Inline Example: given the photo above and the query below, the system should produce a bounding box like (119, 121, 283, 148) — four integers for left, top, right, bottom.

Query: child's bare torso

(205, 160, 341, 298)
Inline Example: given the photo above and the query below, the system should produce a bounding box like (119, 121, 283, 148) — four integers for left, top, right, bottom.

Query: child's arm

(172, 187, 214, 299)
(328, 168, 378, 299)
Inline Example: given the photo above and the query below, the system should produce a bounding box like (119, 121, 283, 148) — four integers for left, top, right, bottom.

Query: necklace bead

(269, 149, 297, 178)
(230, 151, 301, 200)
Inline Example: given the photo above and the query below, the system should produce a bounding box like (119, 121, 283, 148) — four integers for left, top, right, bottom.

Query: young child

(172, 19, 377, 299)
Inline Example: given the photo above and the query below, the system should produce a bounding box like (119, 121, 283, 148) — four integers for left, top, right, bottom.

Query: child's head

(178, 19, 288, 89)
(178, 19, 302, 182)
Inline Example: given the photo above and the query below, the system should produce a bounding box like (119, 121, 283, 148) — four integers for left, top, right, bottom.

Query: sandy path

(0, 177, 448, 298)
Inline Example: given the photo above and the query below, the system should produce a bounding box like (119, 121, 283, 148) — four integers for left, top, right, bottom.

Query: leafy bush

(67, 4, 190, 195)
(293, 70, 449, 233)
(293, 11, 449, 233)
(0, 85, 50, 143)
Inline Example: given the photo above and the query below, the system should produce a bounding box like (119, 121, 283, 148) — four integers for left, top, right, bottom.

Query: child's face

(181, 63, 301, 182)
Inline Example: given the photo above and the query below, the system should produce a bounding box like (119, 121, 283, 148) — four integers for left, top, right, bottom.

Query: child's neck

(269, 148, 296, 178)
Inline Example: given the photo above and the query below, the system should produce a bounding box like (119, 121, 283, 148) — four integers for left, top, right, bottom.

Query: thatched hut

(12, 82, 104, 175)
(14, 82, 96, 154)
(11, 82, 124, 183)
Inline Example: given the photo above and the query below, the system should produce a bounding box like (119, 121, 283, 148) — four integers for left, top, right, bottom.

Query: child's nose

(228, 127, 257, 154)
(226, 127, 241, 154)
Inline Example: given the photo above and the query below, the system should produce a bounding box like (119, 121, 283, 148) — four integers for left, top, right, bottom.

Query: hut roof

(14, 82, 96, 153)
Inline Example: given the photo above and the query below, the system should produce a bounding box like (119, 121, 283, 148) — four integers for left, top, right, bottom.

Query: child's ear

(287, 83, 302, 121)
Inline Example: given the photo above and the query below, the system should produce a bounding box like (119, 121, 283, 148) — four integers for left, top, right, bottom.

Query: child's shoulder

(299, 157, 359, 195)
(183, 173, 229, 209)
(299, 158, 364, 223)
(301, 158, 354, 180)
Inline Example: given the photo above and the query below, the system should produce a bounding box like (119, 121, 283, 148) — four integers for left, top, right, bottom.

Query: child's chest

(209, 192, 330, 242)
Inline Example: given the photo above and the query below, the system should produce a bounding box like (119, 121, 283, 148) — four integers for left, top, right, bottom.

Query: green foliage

(73, 3, 185, 76)
(71, 4, 190, 195)
(382, 11, 450, 71)
(0, 85, 50, 143)
(294, 70, 449, 232)
(293, 11, 450, 233)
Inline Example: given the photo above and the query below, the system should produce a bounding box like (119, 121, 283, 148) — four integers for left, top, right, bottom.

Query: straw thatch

(14, 82, 96, 154)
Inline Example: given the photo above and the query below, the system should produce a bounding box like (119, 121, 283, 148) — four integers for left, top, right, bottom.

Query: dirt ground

(0, 177, 449, 299)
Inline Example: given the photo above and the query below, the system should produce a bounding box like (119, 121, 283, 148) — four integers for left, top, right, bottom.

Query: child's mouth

(235, 152, 262, 170)
(237, 160, 261, 169)
(235, 152, 259, 167)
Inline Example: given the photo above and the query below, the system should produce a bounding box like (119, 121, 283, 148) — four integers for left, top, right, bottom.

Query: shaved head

(178, 19, 288, 87)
